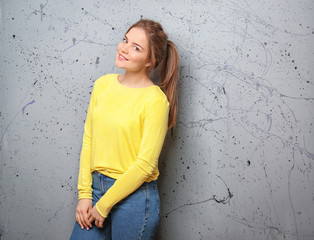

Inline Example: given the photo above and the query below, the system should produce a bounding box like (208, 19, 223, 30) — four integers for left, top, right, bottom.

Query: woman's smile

(117, 53, 129, 61)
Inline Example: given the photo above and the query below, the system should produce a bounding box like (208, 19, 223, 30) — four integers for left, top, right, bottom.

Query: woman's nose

(121, 44, 129, 53)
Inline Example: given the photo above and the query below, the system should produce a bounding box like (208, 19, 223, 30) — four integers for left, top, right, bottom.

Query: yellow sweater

(78, 73, 169, 218)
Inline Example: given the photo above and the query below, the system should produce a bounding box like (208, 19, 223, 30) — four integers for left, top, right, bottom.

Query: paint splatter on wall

(0, 0, 313, 239)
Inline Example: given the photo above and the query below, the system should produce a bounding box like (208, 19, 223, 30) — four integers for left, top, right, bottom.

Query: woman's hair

(126, 19, 179, 129)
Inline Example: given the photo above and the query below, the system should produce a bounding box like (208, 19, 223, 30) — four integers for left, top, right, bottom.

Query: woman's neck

(119, 71, 154, 88)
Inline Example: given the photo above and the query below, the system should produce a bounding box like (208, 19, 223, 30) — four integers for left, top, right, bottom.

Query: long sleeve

(95, 97, 169, 218)
(77, 82, 98, 200)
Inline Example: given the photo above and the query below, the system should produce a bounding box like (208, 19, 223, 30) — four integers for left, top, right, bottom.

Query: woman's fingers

(98, 219, 104, 228)
(95, 220, 99, 228)
(76, 209, 91, 230)
(90, 207, 105, 228)
(81, 211, 92, 230)
(76, 212, 84, 229)
(79, 212, 88, 230)
(76, 210, 85, 229)
(89, 216, 95, 227)
(95, 219, 104, 228)
(82, 210, 92, 229)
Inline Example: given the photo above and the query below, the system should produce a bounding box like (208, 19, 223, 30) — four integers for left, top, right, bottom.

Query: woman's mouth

(118, 54, 129, 61)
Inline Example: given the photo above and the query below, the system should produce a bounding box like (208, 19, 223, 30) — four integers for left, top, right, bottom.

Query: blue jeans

(70, 171, 160, 240)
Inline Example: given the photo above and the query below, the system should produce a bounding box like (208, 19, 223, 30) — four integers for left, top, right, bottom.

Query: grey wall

(1, 0, 313, 239)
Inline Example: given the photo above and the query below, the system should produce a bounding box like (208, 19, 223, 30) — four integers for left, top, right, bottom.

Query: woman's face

(115, 27, 151, 72)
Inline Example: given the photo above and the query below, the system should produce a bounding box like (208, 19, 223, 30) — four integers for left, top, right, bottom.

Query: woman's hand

(89, 206, 105, 228)
(75, 199, 93, 230)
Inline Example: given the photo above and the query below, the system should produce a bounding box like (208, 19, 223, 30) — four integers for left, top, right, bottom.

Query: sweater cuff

(95, 202, 110, 218)
(78, 192, 93, 200)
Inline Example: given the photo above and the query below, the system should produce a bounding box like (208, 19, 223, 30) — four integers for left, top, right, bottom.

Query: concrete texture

(0, 0, 313, 239)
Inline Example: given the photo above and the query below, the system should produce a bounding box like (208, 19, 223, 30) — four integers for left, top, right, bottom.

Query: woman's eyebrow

(124, 35, 144, 50)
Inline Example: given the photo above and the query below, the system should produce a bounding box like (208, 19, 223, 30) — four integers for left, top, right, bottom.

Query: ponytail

(159, 40, 179, 129)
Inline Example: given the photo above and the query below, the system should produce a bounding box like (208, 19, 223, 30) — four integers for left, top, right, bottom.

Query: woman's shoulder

(95, 73, 118, 86)
(91, 74, 118, 93)
(143, 86, 170, 110)
(148, 85, 168, 101)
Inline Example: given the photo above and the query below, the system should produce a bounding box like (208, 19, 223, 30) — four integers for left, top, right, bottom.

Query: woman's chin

(115, 60, 125, 69)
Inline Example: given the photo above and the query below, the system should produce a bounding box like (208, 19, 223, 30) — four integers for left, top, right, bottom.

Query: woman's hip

(92, 171, 161, 239)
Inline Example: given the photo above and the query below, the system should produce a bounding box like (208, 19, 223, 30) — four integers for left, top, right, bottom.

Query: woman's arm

(95, 97, 169, 218)
(75, 80, 99, 229)
(77, 79, 100, 199)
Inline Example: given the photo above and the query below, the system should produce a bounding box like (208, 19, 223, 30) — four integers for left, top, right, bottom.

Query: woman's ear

(144, 61, 151, 67)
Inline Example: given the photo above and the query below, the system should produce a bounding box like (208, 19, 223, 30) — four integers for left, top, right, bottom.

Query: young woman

(70, 19, 179, 240)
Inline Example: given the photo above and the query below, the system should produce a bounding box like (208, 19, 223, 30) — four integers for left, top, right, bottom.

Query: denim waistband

(92, 170, 156, 186)
(93, 170, 114, 179)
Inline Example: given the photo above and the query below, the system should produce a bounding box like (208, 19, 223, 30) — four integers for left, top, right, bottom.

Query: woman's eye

(133, 46, 140, 51)
(123, 37, 127, 43)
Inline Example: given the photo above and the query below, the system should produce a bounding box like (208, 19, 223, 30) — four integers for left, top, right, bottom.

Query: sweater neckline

(115, 74, 158, 90)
